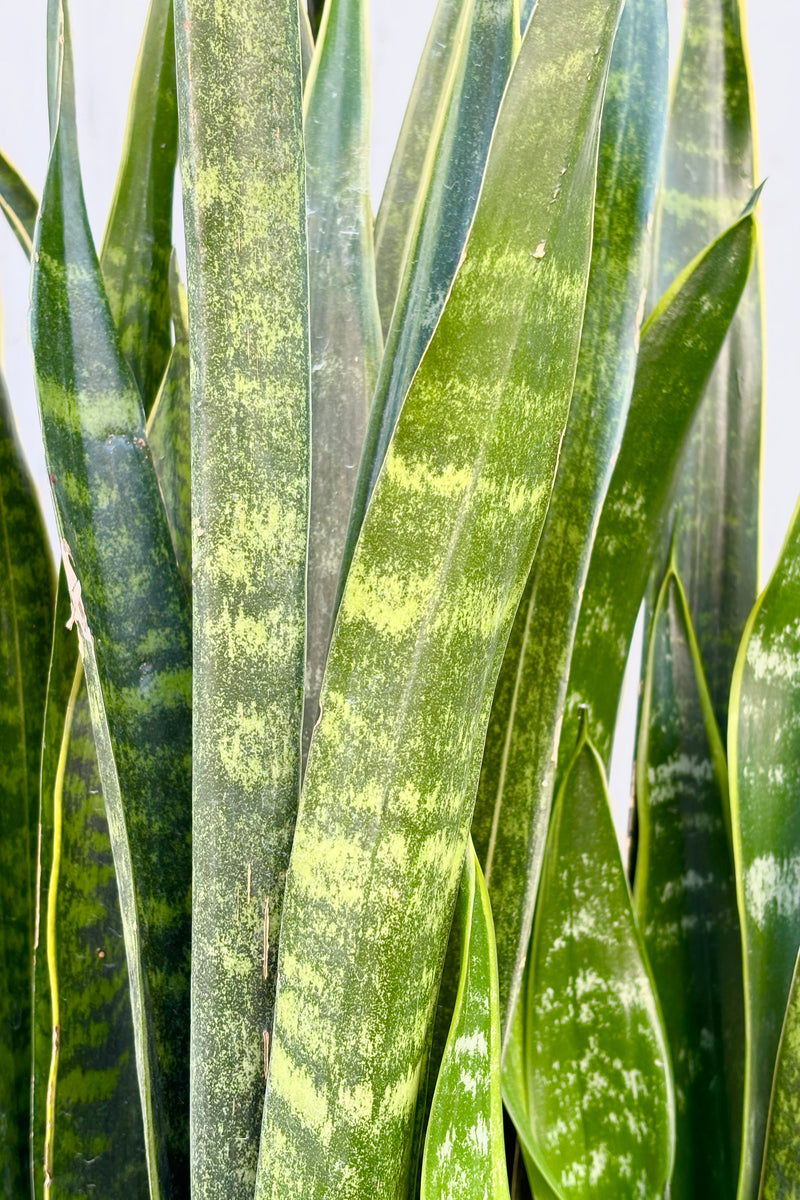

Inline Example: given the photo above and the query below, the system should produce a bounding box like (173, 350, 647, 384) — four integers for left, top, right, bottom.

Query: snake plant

(0, 0, 797, 1197)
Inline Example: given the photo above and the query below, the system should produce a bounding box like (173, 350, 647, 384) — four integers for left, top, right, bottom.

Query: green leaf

(0, 149, 38, 257)
(303, 0, 383, 760)
(0, 360, 54, 1197)
(633, 561, 743, 1197)
(174, 0, 309, 1194)
(510, 717, 675, 1200)
(255, 0, 624, 1194)
(100, 0, 178, 414)
(31, 3, 193, 1195)
(728, 495, 800, 1200)
(760, 945, 800, 1199)
(345, 0, 515, 576)
(421, 843, 509, 1200)
(299, 0, 314, 79)
(471, 0, 668, 1036)
(560, 196, 758, 772)
(650, 0, 762, 728)
(373, 0, 465, 334)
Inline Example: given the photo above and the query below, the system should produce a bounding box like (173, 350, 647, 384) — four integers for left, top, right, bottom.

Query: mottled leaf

(633, 560, 742, 1197)
(0, 149, 38, 256)
(175, 0, 309, 1195)
(421, 843, 509, 1200)
(728, 495, 800, 1200)
(255, 0, 624, 1194)
(760, 945, 800, 1199)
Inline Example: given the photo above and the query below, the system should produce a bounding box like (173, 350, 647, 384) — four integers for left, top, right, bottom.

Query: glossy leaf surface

(634, 563, 742, 1197)
(31, 3, 193, 1194)
(303, 0, 382, 759)
(728, 496, 800, 1200)
(175, 0, 309, 1194)
(0, 149, 38, 255)
(560, 198, 757, 771)
(512, 719, 674, 1200)
(471, 0, 667, 1036)
(256, 0, 624, 1194)
(421, 844, 509, 1200)
(761, 947, 800, 1199)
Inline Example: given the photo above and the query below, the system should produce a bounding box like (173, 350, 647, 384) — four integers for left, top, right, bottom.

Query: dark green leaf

(0, 149, 38, 257)
(760, 946, 800, 1199)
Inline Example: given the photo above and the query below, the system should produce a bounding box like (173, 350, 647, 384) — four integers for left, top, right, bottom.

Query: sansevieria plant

(0, 0, 798, 1197)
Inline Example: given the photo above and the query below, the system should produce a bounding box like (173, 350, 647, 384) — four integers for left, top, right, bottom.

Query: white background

(0, 0, 796, 833)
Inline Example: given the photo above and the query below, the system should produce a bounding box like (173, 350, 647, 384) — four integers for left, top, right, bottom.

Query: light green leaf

(100, 0, 178, 413)
(471, 0, 668, 1036)
(511, 717, 675, 1200)
(174, 0, 309, 1194)
(633, 560, 742, 1197)
(760, 945, 800, 1199)
(303, 0, 382, 760)
(299, 0, 314, 79)
(728, 494, 800, 1200)
(0, 149, 38, 257)
(560, 196, 758, 772)
(30, 3, 193, 1195)
(255, 0, 624, 1194)
(421, 843, 509, 1200)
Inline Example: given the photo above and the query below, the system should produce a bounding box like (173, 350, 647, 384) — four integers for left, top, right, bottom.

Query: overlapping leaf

(760, 946, 800, 1199)
(0, 149, 38, 255)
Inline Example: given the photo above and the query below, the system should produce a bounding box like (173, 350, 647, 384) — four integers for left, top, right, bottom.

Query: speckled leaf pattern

(373, 0, 465, 335)
(521, 719, 675, 1199)
(255, 0, 623, 1194)
(0, 149, 38, 255)
(303, 0, 382, 761)
(650, 0, 762, 729)
(471, 0, 667, 1039)
(761, 946, 800, 1199)
(421, 843, 509, 1200)
(0, 361, 54, 1197)
(728, 495, 800, 1200)
(31, 3, 193, 1195)
(346, 0, 515, 571)
(634, 563, 743, 1198)
(174, 0, 309, 1195)
(99, 0, 178, 414)
(560, 199, 757, 771)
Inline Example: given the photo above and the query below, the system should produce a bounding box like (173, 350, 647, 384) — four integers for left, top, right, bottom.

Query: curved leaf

(0, 149, 38, 257)
(760, 946, 800, 1199)
(175, 0, 309, 1194)
(421, 843, 509, 1200)
(728, 495, 800, 1200)
(515, 717, 675, 1200)
(255, 0, 624, 1194)
(634, 562, 742, 1197)
(31, 3, 193, 1194)
(471, 0, 668, 1036)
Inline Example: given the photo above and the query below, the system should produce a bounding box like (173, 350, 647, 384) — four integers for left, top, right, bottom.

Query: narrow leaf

(513, 717, 675, 1200)
(31, 3, 193, 1194)
(471, 0, 668, 1037)
(175, 0, 309, 1194)
(100, 0, 178, 413)
(303, 0, 383, 760)
(421, 843, 509, 1200)
(634, 562, 742, 1197)
(728, 495, 800, 1200)
(760, 946, 800, 1199)
(0, 149, 38, 257)
(256, 0, 624, 1194)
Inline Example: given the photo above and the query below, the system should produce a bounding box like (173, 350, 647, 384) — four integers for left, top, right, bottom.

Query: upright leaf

(0, 150, 38, 256)
(510, 718, 675, 1200)
(175, 0, 309, 1194)
(560, 199, 757, 771)
(634, 562, 742, 1198)
(421, 843, 509, 1200)
(471, 0, 668, 1035)
(100, 0, 178, 413)
(31, 3, 193, 1194)
(728, 496, 800, 1200)
(255, 1, 625, 1194)
(650, 0, 762, 728)
(760, 946, 800, 1199)
(303, 0, 382, 759)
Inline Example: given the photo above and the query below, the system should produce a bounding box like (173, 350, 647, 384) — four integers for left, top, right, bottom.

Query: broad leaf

(471, 0, 668, 1036)
(31, 3, 193, 1194)
(421, 843, 509, 1200)
(175, 0, 309, 1194)
(0, 149, 38, 256)
(256, 0, 624, 1194)
(760, 946, 800, 1199)
(634, 561, 742, 1197)
(728, 495, 800, 1200)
